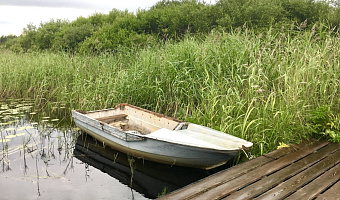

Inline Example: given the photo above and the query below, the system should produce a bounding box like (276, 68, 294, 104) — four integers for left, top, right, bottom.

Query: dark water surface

(0, 99, 225, 200)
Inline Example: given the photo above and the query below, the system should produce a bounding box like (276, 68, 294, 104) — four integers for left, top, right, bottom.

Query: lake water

(0, 99, 225, 199)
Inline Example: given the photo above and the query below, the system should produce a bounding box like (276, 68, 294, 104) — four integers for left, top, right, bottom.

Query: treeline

(1, 0, 339, 53)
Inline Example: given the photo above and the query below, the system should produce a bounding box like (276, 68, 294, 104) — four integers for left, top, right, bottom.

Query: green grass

(1, 28, 339, 156)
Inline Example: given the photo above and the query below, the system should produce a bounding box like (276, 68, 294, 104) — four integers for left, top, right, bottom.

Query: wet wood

(195, 140, 328, 200)
(256, 148, 340, 200)
(95, 114, 127, 124)
(316, 181, 340, 200)
(225, 142, 340, 200)
(159, 140, 340, 200)
(263, 139, 311, 159)
(286, 163, 340, 200)
(160, 156, 274, 200)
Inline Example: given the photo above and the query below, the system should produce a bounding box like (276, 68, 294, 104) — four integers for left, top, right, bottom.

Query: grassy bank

(1, 29, 339, 156)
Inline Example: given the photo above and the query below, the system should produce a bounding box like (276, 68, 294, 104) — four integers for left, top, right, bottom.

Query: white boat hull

(72, 104, 253, 169)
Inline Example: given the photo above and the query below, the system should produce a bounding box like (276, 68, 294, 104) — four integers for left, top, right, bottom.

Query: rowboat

(72, 103, 253, 169)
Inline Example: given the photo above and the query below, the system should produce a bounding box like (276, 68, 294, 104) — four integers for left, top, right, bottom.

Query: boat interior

(80, 104, 253, 149)
(87, 104, 183, 135)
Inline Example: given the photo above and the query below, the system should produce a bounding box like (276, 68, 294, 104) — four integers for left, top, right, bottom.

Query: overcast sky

(0, 0, 165, 36)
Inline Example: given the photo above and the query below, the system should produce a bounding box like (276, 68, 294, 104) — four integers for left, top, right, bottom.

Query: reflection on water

(0, 99, 231, 199)
(74, 134, 213, 198)
(0, 99, 146, 200)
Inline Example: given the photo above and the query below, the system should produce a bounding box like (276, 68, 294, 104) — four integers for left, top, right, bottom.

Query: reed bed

(1, 28, 339, 156)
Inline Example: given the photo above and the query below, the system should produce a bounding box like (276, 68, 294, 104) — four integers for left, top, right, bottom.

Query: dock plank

(159, 156, 273, 200)
(224, 142, 340, 200)
(256, 148, 340, 200)
(159, 140, 339, 200)
(263, 139, 310, 159)
(184, 140, 328, 200)
(285, 163, 340, 200)
(160, 140, 316, 200)
(159, 141, 312, 200)
(316, 181, 340, 200)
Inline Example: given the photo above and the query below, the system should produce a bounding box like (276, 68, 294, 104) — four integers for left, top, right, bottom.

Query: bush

(3, 0, 340, 53)
(79, 24, 153, 53)
(18, 23, 37, 52)
(308, 105, 340, 142)
(34, 19, 69, 50)
(53, 24, 93, 52)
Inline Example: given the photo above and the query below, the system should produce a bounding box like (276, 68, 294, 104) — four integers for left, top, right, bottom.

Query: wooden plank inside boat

(95, 114, 127, 123)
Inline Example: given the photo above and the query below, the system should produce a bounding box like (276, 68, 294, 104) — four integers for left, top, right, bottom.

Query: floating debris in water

(5, 127, 15, 131)
(29, 112, 37, 115)
(51, 119, 59, 122)
(42, 116, 50, 119)
(0, 139, 10, 142)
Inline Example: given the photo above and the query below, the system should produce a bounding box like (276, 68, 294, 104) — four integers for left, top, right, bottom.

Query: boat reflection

(73, 134, 215, 199)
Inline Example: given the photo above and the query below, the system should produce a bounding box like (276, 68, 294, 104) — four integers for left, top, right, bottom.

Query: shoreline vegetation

(1, 0, 340, 156)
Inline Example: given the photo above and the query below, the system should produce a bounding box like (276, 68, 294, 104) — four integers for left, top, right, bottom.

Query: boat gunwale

(74, 103, 183, 123)
(73, 112, 232, 152)
(72, 112, 253, 152)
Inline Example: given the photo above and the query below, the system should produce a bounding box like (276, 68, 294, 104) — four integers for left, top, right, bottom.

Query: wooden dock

(159, 139, 340, 200)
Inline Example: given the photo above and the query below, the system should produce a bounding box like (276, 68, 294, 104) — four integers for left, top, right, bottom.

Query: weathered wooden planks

(160, 156, 274, 200)
(286, 164, 340, 200)
(316, 181, 340, 200)
(159, 139, 340, 200)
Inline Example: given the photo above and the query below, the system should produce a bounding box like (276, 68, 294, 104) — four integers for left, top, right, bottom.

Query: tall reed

(1, 28, 339, 155)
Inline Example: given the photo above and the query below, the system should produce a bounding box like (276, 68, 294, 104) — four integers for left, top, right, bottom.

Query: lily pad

(16, 133, 26, 136)
(0, 105, 9, 110)
(18, 126, 34, 131)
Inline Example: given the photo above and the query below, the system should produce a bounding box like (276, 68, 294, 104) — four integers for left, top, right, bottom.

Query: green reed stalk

(1, 27, 339, 156)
